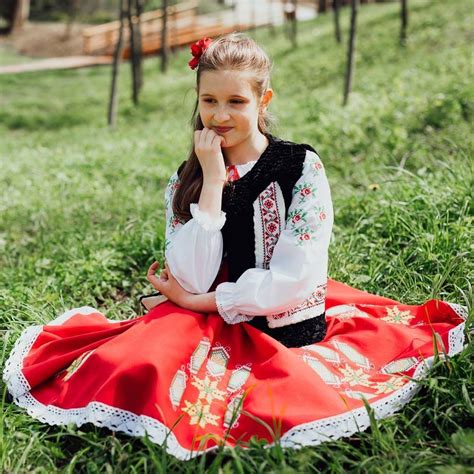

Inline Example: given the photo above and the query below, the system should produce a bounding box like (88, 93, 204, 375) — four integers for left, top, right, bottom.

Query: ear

(260, 88, 274, 110)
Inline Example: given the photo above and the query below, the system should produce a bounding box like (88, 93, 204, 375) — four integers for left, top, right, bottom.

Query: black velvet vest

(178, 133, 326, 347)
(220, 133, 317, 282)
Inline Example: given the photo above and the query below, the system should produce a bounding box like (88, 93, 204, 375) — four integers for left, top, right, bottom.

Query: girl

(3, 33, 467, 460)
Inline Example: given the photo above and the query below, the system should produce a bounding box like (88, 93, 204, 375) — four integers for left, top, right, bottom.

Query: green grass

(1, 0, 473, 471)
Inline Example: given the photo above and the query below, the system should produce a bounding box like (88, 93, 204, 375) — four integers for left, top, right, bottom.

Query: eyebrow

(199, 93, 248, 99)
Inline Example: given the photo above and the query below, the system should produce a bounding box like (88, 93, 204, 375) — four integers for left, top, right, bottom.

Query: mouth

(214, 127, 233, 133)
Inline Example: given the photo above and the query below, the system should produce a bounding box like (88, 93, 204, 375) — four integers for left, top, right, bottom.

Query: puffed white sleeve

(164, 171, 226, 294)
(215, 149, 333, 324)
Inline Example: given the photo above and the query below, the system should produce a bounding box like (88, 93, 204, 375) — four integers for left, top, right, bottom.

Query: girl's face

(198, 69, 272, 148)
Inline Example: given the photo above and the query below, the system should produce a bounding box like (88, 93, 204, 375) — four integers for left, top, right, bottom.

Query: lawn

(0, 0, 473, 471)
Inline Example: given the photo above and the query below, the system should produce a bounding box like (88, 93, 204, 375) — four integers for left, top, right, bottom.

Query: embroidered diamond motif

(191, 375, 226, 404)
(182, 399, 219, 428)
(373, 375, 408, 394)
(190, 339, 211, 374)
(303, 345, 341, 365)
(206, 346, 229, 377)
(223, 395, 244, 428)
(227, 366, 251, 393)
(339, 364, 372, 387)
(381, 306, 415, 325)
(303, 355, 341, 385)
(253, 182, 285, 270)
(326, 304, 370, 319)
(380, 357, 419, 374)
(169, 369, 187, 408)
(332, 341, 371, 370)
(268, 283, 327, 327)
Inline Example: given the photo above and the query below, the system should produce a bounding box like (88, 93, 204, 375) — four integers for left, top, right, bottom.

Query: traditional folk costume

(3, 133, 467, 460)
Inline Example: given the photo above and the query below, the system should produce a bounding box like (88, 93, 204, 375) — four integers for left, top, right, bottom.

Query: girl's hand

(194, 127, 227, 183)
(146, 261, 193, 308)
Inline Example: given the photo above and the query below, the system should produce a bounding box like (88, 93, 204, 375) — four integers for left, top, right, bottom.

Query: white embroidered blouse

(164, 149, 334, 327)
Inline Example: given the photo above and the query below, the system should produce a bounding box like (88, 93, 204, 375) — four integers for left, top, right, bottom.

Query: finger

(195, 129, 210, 154)
(199, 127, 209, 145)
(164, 262, 174, 281)
(202, 127, 211, 147)
(147, 273, 163, 290)
(205, 128, 218, 149)
(211, 133, 224, 148)
(194, 130, 202, 149)
(147, 261, 160, 275)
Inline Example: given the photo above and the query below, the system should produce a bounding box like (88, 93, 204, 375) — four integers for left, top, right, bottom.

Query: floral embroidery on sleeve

(286, 150, 330, 246)
(164, 172, 186, 251)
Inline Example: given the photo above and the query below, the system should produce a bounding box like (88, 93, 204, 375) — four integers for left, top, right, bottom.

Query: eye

(203, 98, 215, 103)
(231, 100, 244, 104)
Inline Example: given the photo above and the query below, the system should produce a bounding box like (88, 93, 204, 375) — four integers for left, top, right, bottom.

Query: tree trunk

(343, 0, 358, 106)
(291, 0, 298, 48)
(108, 0, 127, 127)
(268, 0, 276, 37)
(284, 0, 297, 47)
(160, 0, 169, 73)
(64, 0, 80, 40)
(333, 0, 342, 43)
(170, 4, 178, 55)
(134, 0, 144, 90)
(400, 0, 408, 46)
(318, 0, 328, 13)
(11, 0, 30, 33)
(127, 0, 140, 105)
(250, 1, 256, 31)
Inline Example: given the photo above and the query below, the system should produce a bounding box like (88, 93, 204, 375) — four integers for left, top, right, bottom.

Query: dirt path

(0, 22, 89, 58)
(0, 2, 317, 74)
(0, 56, 112, 75)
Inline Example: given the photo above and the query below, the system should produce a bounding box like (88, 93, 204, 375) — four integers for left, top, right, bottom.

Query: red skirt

(3, 278, 466, 460)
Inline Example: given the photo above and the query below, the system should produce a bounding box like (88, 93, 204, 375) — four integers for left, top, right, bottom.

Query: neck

(223, 131, 269, 166)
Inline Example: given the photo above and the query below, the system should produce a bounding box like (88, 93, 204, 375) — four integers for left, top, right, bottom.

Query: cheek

(199, 109, 211, 125)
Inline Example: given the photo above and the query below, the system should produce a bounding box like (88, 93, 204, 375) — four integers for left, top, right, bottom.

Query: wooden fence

(82, 0, 252, 58)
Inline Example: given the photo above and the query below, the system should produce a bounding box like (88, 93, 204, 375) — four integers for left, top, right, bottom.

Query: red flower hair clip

(188, 37, 213, 70)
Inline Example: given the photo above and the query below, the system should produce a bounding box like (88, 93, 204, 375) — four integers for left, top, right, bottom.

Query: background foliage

(0, 0, 472, 471)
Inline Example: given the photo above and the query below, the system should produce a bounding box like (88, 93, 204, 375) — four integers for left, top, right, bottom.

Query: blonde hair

(173, 32, 276, 222)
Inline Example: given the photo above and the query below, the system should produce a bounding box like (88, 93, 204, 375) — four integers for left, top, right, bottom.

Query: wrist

(203, 175, 226, 187)
(184, 292, 217, 313)
(180, 292, 196, 311)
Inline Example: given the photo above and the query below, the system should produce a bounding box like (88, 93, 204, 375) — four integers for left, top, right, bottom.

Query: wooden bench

(82, 0, 198, 55)
(123, 22, 250, 58)
(83, 0, 271, 59)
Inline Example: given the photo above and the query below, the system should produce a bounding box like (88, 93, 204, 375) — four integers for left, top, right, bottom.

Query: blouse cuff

(190, 203, 226, 231)
(216, 282, 254, 324)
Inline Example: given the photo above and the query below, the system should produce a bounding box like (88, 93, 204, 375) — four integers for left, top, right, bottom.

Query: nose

(214, 105, 231, 122)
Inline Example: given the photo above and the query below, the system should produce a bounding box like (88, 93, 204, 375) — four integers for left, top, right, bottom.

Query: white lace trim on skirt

(2, 303, 468, 460)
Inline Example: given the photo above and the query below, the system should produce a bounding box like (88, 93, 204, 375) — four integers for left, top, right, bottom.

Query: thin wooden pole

(343, 0, 358, 106)
(400, 0, 408, 46)
(268, 0, 276, 37)
(135, 0, 143, 91)
(160, 0, 169, 73)
(108, 0, 126, 127)
(127, 0, 139, 105)
(333, 0, 342, 44)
